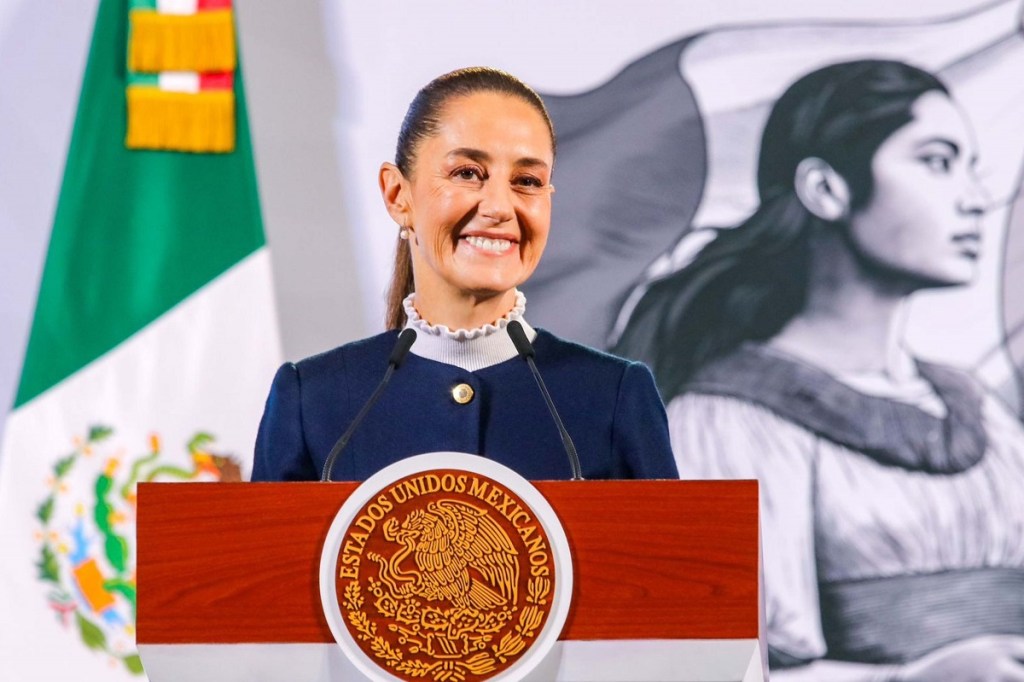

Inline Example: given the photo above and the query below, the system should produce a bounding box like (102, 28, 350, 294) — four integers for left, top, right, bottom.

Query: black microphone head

(507, 320, 535, 359)
(389, 328, 417, 368)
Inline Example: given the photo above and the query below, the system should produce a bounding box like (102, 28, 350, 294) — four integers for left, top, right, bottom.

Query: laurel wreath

(34, 426, 236, 676)
(34, 426, 144, 676)
(343, 575, 552, 681)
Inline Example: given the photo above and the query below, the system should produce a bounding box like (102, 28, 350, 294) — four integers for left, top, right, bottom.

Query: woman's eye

(920, 154, 952, 174)
(452, 167, 484, 182)
(513, 175, 546, 193)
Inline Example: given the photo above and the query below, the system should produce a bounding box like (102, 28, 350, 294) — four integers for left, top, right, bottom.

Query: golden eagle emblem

(334, 470, 558, 681)
(370, 500, 519, 610)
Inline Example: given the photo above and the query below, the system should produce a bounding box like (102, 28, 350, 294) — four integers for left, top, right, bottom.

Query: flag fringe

(126, 88, 235, 153)
(128, 9, 236, 73)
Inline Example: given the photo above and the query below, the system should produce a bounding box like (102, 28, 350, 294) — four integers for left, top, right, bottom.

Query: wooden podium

(137, 480, 764, 681)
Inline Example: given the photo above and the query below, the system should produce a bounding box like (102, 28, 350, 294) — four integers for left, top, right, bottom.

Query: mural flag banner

(0, 0, 280, 679)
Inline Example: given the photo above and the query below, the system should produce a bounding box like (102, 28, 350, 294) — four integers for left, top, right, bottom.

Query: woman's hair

(384, 67, 556, 329)
(613, 59, 948, 400)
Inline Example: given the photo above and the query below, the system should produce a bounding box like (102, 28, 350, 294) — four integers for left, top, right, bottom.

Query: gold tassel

(126, 87, 235, 153)
(129, 9, 236, 73)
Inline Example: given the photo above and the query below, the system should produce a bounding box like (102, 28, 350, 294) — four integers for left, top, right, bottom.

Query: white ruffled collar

(402, 291, 537, 371)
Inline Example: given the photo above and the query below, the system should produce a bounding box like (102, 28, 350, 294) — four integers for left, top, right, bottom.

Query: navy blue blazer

(252, 329, 678, 482)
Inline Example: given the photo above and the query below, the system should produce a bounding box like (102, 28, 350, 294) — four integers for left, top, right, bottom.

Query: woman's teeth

(464, 235, 513, 253)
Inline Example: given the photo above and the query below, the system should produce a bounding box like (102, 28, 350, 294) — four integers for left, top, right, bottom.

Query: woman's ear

(379, 162, 412, 226)
(794, 157, 851, 222)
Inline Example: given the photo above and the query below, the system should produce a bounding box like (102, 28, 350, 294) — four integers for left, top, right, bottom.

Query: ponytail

(385, 236, 414, 329)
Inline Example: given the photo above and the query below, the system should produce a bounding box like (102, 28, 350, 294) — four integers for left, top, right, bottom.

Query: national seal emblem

(320, 453, 573, 682)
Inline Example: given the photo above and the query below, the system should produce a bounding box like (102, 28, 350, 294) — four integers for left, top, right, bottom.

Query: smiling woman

(379, 88, 554, 330)
(252, 67, 678, 484)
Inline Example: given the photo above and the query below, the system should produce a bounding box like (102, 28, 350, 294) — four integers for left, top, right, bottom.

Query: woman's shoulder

(666, 389, 818, 442)
(532, 328, 651, 375)
(293, 330, 401, 377)
(667, 391, 820, 481)
(681, 342, 927, 435)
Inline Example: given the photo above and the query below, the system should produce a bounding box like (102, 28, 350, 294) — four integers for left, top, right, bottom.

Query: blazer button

(451, 383, 475, 405)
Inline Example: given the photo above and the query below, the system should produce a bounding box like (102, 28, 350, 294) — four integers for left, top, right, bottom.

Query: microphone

(320, 328, 417, 482)
(507, 321, 584, 481)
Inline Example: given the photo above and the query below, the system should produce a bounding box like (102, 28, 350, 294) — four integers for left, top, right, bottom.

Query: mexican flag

(0, 0, 281, 679)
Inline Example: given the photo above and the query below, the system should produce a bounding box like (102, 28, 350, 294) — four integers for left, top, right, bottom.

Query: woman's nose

(957, 175, 989, 217)
(478, 180, 515, 224)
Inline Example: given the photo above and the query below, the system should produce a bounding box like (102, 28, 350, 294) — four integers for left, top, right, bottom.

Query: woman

(253, 67, 677, 483)
(616, 60, 1024, 680)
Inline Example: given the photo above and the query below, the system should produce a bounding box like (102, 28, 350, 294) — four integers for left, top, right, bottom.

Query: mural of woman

(615, 60, 1024, 680)
(525, 0, 1024, 397)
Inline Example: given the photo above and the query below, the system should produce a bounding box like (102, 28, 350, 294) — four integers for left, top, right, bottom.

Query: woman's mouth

(462, 235, 516, 254)
(952, 232, 981, 260)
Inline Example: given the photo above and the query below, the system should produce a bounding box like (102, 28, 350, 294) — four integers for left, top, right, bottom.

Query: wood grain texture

(137, 480, 758, 644)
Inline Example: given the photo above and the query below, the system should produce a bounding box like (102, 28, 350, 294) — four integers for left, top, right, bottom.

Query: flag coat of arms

(0, 0, 281, 679)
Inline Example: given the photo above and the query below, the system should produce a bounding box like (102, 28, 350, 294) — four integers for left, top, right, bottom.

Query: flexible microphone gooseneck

(320, 328, 417, 482)
(506, 321, 584, 481)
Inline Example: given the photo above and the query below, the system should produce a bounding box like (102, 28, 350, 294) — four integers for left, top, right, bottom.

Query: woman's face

(847, 91, 987, 289)
(401, 91, 554, 306)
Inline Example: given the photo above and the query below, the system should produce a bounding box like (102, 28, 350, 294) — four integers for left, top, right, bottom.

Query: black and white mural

(522, 2, 1024, 678)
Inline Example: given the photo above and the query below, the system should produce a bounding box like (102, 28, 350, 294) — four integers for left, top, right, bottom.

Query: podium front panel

(137, 480, 762, 681)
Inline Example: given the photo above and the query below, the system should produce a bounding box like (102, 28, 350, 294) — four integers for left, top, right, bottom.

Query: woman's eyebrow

(447, 147, 549, 170)
(448, 147, 491, 163)
(915, 137, 960, 156)
(516, 157, 550, 170)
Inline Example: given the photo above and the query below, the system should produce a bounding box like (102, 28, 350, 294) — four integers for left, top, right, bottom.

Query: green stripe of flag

(126, 73, 159, 87)
(15, 0, 264, 407)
